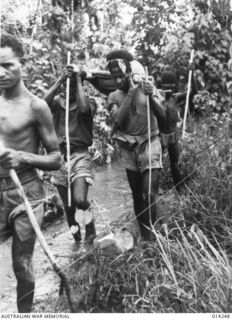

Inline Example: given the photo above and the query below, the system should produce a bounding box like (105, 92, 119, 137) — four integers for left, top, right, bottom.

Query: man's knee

(142, 190, 156, 205)
(13, 254, 34, 282)
(73, 194, 89, 210)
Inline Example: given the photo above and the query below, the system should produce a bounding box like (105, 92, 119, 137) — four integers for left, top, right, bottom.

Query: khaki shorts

(0, 169, 45, 242)
(119, 135, 162, 173)
(51, 150, 94, 187)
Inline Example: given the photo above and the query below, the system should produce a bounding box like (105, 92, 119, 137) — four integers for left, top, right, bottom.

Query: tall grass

(65, 220, 232, 313)
(43, 115, 232, 313)
(66, 115, 232, 313)
(72, 222, 232, 313)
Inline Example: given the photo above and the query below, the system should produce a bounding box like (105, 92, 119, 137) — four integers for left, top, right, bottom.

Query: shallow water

(91, 161, 133, 222)
(0, 162, 134, 313)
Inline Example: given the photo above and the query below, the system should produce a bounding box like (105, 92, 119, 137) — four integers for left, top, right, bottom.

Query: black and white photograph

(0, 0, 232, 317)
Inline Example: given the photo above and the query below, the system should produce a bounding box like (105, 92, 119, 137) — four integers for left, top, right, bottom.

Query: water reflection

(90, 161, 133, 222)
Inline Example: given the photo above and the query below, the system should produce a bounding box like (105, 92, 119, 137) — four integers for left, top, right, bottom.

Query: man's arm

(75, 73, 92, 115)
(144, 81, 166, 122)
(150, 95, 166, 122)
(44, 67, 72, 109)
(113, 89, 135, 128)
(26, 98, 62, 170)
(43, 78, 63, 110)
(1, 99, 62, 171)
(112, 86, 137, 128)
(108, 74, 138, 128)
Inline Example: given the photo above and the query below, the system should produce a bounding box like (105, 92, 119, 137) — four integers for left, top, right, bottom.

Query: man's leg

(56, 185, 81, 241)
(141, 168, 160, 240)
(72, 177, 96, 243)
(72, 177, 90, 211)
(126, 169, 145, 237)
(12, 232, 36, 313)
(168, 141, 183, 189)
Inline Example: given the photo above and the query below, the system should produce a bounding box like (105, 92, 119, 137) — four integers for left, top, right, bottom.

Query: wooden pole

(0, 142, 77, 312)
(65, 0, 75, 208)
(65, 51, 72, 207)
(182, 49, 195, 139)
(145, 66, 152, 226)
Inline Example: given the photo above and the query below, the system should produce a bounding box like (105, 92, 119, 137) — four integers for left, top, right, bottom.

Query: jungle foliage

(2, 1, 232, 162)
(3, 1, 232, 314)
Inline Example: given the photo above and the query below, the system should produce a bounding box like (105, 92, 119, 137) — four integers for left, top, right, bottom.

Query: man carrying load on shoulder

(106, 50, 165, 241)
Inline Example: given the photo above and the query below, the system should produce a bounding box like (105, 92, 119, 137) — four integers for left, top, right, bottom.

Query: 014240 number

(212, 314, 230, 319)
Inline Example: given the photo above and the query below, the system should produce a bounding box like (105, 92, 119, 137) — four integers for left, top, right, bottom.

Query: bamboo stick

(182, 49, 195, 139)
(145, 66, 152, 227)
(65, 51, 72, 207)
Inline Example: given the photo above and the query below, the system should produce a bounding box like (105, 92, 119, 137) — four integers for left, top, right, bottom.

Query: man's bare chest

(0, 102, 34, 137)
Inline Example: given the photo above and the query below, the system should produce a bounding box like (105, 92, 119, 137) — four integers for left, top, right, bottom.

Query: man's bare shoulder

(29, 93, 50, 112)
(28, 93, 53, 123)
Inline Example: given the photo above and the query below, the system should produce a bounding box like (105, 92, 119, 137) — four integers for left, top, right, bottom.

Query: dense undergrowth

(39, 114, 232, 313)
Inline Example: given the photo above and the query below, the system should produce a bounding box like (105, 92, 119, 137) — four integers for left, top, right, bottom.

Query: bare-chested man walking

(0, 32, 61, 312)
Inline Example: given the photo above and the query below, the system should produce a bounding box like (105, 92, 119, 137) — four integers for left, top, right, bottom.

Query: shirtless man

(0, 32, 61, 312)
(149, 68, 198, 190)
(106, 50, 164, 241)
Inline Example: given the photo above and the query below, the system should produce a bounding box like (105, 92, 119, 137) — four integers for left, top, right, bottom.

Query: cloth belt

(114, 131, 159, 151)
(0, 167, 38, 192)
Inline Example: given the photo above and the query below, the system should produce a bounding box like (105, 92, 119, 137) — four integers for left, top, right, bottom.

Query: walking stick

(182, 49, 195, 139)
(145, 67, 152, 227)
(65, 51, 72, 207)
(0, 142, 77, 312)
(65, 0, 75, 208)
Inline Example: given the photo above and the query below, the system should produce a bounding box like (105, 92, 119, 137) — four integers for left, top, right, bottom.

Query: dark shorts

(51, 149, 94, 187)
(119, 135, 162, 173)
(0, 168, 45, 242)
(160, 132, 178, 148)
